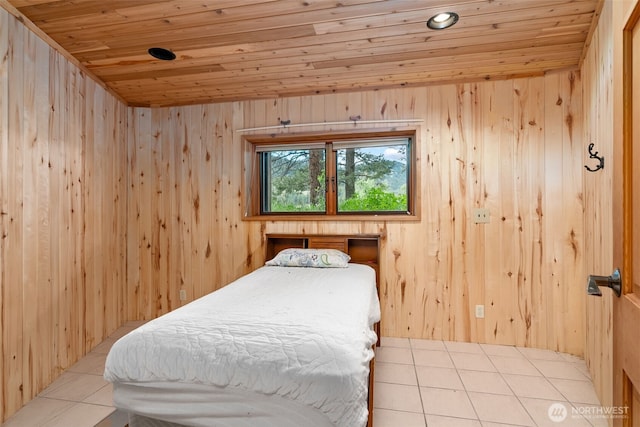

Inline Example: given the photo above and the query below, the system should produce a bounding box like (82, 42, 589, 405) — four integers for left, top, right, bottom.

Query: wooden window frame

(242, 128, 420, 221)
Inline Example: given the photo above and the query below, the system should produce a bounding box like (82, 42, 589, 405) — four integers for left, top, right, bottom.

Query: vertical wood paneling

(514, 77, 547, 348)
(126, 108, 146, 321)
(560, 71, 585, 357)
(5, 14, 26, 416)
(1, 1, 617, 420)
(0, 9, 8, 419)
(68, 59, 86, 369)
(125, 73, 587, 358)
(544, 74, 571, 352)
(21, 22, 38, 402)
(583, 0, 615, 411)
(0, 8, 127, 421)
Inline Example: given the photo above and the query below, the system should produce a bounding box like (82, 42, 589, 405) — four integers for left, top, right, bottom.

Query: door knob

(587, 269, 621, 297)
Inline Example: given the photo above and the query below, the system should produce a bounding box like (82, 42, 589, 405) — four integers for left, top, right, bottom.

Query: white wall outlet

(473, 208, 490, 224)
(475, 304, 485, 318)
(179, 289, 187, 301)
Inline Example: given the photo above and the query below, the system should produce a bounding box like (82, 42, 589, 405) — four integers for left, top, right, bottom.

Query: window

(333, 139, 409, 213)
(259, 145, 327, 213)
(245, 131, 416, 219)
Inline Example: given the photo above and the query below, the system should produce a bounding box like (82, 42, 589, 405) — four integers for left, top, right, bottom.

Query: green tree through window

(254, 134, 414, 216)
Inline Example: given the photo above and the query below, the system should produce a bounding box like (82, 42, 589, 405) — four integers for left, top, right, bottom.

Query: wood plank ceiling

(3, 0, 603, 107)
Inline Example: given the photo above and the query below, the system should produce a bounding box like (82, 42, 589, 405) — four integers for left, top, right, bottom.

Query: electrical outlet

(473, 208, 490, 224)
(475, 304, 485, 318)
(179, 289, 187, 301)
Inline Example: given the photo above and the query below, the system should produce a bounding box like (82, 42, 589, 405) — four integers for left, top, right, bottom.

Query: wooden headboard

(265, 233, 381, 283)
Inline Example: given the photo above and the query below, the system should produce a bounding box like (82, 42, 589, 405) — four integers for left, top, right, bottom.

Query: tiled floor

(1, 324, 606, 427)
(0, 322, 144, 427)
(374, 337, 608, 427)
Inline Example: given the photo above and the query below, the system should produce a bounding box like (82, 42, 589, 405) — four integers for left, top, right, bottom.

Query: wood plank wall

(3, 1, 620, 421)
(582, 0, 615, 413)
(127, 71, 586, 357)
(0, 8, 127, 421)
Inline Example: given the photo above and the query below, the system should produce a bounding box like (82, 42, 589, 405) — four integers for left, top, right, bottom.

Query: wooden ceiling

(3, 0, 603, 107)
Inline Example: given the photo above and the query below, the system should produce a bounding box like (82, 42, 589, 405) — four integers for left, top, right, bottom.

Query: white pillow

(265, 248, 351, 268)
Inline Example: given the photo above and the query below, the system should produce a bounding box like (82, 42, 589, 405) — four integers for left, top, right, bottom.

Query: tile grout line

(483, 345, 599, 427)
(442, 342, 484, 424)
(481, 344, 540, 427)
(407, 338, 430, 427)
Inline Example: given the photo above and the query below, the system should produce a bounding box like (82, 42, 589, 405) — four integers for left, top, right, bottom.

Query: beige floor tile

(502, 373, 565, 400)
(548, 378, 602, 405)
(413, 349, 455, 368)
(375, 362, 418, 386)
(40, 372, 109, 402)
(67, 351, 107, 375)
(518, 398, 592, 427)
(95, 409, 128, 427)
(425, 414, 482, 427)
(6, 329, 606, 427)
(410, 339, 447, 351)
(530, 360, 590, 381)
(373, 382, 423, 413)
(458, 370, 512, 395)
(445, 341, 484, 354)
(415, 366, 464, 390)
(480, 343, 522, 358)
(588, 418, 613, 427)
(517, 347, 565, 361)
(468, 392, 535, 426)
(489, 355, 541, 376)
(373, 408, 426, 427)
(83, 383, 114, 406)
(572, 362, 593, 381)
(380, 336, 411, 348)
(91, 337, 119, 354)
(41, 402, 114, 427)
(420, 387, 477, 419)
(1, 397, 75, 427)
(450, 352, 497, 372)
(375, 346, 414, 364)
(481, 423, 528, 427)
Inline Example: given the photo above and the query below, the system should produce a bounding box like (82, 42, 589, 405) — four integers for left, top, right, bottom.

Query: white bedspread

(104, 264, 380, 427)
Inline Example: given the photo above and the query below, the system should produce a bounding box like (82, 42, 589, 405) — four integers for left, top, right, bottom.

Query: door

(614, 2, 640, 426)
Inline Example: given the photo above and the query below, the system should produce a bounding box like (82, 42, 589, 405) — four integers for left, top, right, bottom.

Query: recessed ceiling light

(426, 12, 459, 30)
(148, 47, 176, 61)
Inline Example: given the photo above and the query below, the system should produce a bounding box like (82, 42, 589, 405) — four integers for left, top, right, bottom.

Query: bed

(104, 234, 381, 427)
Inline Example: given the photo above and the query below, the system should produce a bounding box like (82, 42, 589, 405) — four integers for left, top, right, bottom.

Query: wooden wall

(128, 72, 586, 356)
(3, 0, 620, 421)
(0, 7, 127, 421)
(583, 0, 615, 414)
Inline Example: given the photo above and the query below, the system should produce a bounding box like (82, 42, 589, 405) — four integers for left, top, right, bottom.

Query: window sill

(242, 213, 420, 222)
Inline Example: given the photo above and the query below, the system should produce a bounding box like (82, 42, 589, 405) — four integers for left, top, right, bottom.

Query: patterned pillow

(265, 248, 351, 268)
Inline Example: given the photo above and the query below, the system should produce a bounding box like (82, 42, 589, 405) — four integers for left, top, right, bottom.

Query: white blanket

(104, 264, 380, 427)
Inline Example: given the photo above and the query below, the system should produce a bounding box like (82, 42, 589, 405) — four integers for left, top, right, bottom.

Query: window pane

(260, 149, 326, 213)
(336, 140, 409, 213)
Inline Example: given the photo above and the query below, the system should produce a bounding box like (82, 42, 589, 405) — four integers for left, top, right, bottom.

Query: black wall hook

(584, 143, 604, 172)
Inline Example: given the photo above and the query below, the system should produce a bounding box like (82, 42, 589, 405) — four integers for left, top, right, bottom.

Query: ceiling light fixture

(148, 47, 176, 61)
(426, 12, 459, 30)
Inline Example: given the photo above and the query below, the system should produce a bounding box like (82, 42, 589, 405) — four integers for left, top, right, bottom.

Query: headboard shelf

(266, 233, 381, 274)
